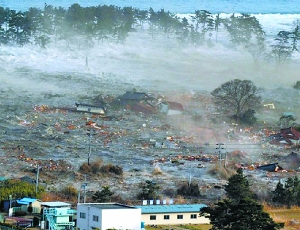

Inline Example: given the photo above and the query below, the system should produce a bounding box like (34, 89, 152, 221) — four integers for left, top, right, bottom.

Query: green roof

(135, 204, 207, 214)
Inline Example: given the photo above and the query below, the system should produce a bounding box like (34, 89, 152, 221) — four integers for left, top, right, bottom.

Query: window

(191, 214, 197, 219)
(177, 215, 183, 219)
(164, 215, 170, 220)
(93, 215, 99, 222)
(79, 212, 86, 219)
(150, 215, 156, 220)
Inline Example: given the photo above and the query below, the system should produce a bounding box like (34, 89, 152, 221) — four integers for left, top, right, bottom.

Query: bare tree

(211, 79, 262, 123)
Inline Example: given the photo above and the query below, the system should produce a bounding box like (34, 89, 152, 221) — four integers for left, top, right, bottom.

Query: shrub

(239, 109, 257, 125)
(162, 188, 175, 197)
(177, 182, 200, 197)
(79, 162, 91, 173)
(60, 184, 78, 200)
(91, 160, 103, 174)
(79, 159, 103, 174)
(100, 164, 123, 175)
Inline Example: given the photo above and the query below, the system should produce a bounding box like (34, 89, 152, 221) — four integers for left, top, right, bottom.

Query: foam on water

(1, 0, 300, 14)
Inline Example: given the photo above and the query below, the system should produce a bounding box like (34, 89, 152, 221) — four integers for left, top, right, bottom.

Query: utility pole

(35, 165, 40, 197)
(85, 56, 89, 70)
(77, 190, 81, 204)
(188, 161, 192, 187)
(78, 174, 88, 203)
(83, 174, 87, 203)
(9, 194, 12, 217)
(87, 129, 92, 165)
(216, 143, 225, 162)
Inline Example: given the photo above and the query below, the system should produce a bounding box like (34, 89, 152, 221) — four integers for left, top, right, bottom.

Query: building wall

(101, 209, 141, 230)
(77, 205, 141, 230)
(77, 106, 105, 114)
(55, 215, 71, 224)
(42, 206, 75, 230)
(142, 212, 210, 225)
(20, 201, 41, 213)
(167, 109, 182, 115)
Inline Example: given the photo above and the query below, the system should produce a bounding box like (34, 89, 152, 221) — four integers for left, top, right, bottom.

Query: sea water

(0, 0, 299, 14)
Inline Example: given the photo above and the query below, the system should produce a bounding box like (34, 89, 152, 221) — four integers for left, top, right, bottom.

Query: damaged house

(257, 163, 283, 172)
(117, 91, 155, 107)
(75, 103, 106, 115)
(267, 127, 300, 146)
(130, 103, 157, 115)
(116, 91, 157, 114)
(159, 101, 184, 115)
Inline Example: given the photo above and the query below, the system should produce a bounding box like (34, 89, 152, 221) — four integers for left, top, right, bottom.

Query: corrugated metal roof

(41, 201, 71, 207)
(135, 204, 207, 214)
(78, 203, 138, 210)
(17, 197, 37, 205)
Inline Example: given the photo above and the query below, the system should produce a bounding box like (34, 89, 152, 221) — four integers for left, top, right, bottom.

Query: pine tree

(272, 180, 286, 205)
(225, 168, 254, 203)
(200, 169, 284, 230)
(137, 180, 160, 200)
(92, 186, 113, 203)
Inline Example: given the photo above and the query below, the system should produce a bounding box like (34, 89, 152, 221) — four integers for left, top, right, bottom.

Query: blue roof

(135, 204, 207, 214)
(17, 198, 37, 205)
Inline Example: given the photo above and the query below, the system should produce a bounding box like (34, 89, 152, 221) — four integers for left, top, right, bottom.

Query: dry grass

(263, 204, 300, 230)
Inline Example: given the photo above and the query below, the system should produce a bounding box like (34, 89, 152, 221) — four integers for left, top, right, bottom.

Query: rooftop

(17, 197, 38, 205)
(78, 203, 138, 210)
(135, 204, 207, 214)
(120, 91, 153, 100)
(41, 201, 71, 207)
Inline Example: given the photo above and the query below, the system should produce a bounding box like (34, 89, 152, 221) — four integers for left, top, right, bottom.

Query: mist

(1, 29, 300, 103)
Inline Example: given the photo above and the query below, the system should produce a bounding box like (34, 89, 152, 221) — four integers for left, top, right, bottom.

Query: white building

(75, 103, 105, 115)
(76, 203, 142, 230)
(135, 204, 210, 226)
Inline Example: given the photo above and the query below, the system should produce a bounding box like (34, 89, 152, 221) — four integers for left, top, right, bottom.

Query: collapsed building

(267, 127, 300, 147)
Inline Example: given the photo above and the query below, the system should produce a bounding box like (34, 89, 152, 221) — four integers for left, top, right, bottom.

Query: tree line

(0, 4, 299, 63)
(273, 176, 300, 208)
